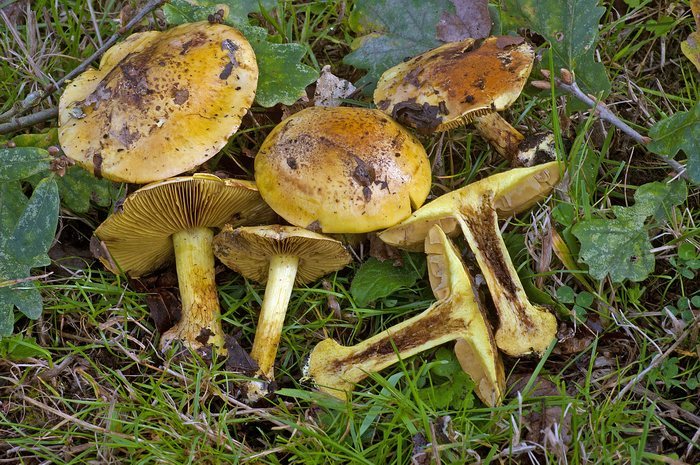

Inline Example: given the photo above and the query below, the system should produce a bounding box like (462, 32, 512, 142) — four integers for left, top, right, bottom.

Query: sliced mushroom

(94, 174, 276, 353)
(373, 36, 554, 166)
(379, 162, 562, 356)
(305, 225, 504, 406)
(254, 107, 432, 233)
(213, 225, 351, 399)
(59, 22, 258, 183)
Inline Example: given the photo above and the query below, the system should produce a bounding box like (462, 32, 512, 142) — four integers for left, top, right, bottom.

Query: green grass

(1, 0, 699, 463)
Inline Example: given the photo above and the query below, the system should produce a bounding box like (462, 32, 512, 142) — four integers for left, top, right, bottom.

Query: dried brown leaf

(436, 0, 491, 43)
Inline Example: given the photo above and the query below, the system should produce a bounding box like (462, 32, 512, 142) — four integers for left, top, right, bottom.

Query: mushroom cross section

(94, 174, 276, 353)
(379, 162, 562, 356)
(254, 107, 432, 233)
(59, 22, 258, 183)
(304, 225, 505, 406)
(373, 36, 553, 166)
(213, 225, 352, 396)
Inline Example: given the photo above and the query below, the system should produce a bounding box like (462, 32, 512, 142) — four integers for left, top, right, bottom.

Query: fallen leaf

(437, 0, 491, 42)
(681, 0, 700, 73)
(224, 333, 258, 375)
(314, 65, 357, 107)
(648, 101, 700, 184)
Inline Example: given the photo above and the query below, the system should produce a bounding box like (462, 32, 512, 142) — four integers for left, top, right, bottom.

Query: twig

(532, 68, 690, 181)
(533, 68, 650, 144)
(0, 107, 58, 135)
(0, 0, 165, 126)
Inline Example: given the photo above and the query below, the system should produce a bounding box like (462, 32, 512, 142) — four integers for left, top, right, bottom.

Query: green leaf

(0, 302, 13, 338)
(556, 285, 575, 304)
(0, 147, 50, 182)
(0, 181, 28, 232)
(571, 180, 686, 282)
(648, 102, 700, 184)
(502, 0, 610, 97)
(164, 0, 318, 107)
(163, 0, 276, 27)
(573, 214, 654, 282)
(417, 348, 475, 409)
(630, 180, 687, 222)
(351, 256, 423, 307)
(0, 334, 51, 360)
(0, 176, 59, 338)
(55, 165, 119, 213)
(343, 0, 453, 93)
(249, 36, 319, 107)
(7, 177, 60, 269)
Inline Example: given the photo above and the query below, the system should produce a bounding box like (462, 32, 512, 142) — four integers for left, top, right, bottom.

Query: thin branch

(0, 107, 58, 135)
(533, 68, 650, 144)
(532, 68, 690, 181)
(0, 0, 165, 125)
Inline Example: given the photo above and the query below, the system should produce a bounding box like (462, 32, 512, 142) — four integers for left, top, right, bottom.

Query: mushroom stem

(162, 227, 225, 352)
(306, 294, 503, 405)
(472, 112, 524, 164)
(306, 225, 504, 406)
(456, 202, 556, 356)
(250, 254, 300, 379)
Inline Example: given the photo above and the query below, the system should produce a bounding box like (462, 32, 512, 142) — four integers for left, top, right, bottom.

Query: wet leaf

(648, 102, 700, 184)
(681, 0, 700, 73)
(571, 181, 686, 282)
(0, 177, 59, 338)
(164, 0, 318, 107)
(502, 0, 610, 97)
(0, 147, 50, 182)
(350, 255, 423, 307)
(343, 0, 453, 93)
(436, 0, 491, 42)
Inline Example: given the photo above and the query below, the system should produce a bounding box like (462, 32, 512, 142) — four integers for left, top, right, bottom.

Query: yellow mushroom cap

(213, 225, 351, 285)
(59, 22, 258, 183)
(374, 36, 534, 133)
(254, 107, 432, 234)
(379, 161, 562, 251)
(94, 174, 276, 277)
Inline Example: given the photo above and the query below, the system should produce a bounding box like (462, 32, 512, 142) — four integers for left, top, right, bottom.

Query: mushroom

(379, 162, 562, 356)
(213, 225, 352, 398)
(305, 225, 504, 406)
(373, 36, 554, 166)
(59, 21, 258, 183)
(94, 174, 276, 353)
(254, 107, 432, 234)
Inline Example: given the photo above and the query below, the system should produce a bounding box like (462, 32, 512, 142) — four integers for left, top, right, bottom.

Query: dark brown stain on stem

(332, 301, 466, 370)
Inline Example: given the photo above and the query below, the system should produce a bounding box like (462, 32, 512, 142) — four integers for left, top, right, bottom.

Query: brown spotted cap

(59, 22, 258, 183)
(254, 107, 432, 234)
(373, 36, 534, 133)
(213, 225, 351, 284)
(94, 174, 276, 277)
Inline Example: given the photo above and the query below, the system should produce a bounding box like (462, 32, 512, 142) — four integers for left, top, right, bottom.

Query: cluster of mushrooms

(57, 21, 562, 406)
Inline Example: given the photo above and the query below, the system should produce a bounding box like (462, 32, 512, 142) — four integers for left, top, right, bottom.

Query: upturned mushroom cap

(378, 161, 562, 251)
(254, 107, 432, 234)
(373, 36, 534, 133)
(59, 22, 258, 183)
(94, 174, 276, 277)
(212, 225, 352, 284)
